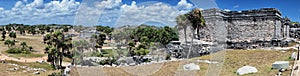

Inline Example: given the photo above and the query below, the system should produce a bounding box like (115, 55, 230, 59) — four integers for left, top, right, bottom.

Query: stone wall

(226, 19, 276, 40)
(200, 8, 283, 41)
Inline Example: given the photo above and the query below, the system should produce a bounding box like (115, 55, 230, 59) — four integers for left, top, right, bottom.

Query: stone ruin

(178, 8, 295, 49)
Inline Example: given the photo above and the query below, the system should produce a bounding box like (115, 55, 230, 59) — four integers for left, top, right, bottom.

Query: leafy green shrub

(98, 57, 117, 65)
(134, 48, 150, 56)
(6, 48, 22, 54)
(6, 48, 31, 54)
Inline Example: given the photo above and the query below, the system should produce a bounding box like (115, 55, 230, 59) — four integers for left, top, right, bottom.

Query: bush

(6, 48, 31, 54)
(98, 57, 117, 65)
(6, 48, 22, 54)
(134, 48, 150, 56)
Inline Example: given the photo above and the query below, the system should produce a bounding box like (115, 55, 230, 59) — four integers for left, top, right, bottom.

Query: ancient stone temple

(204, 8, 286, 40)
(179, 8, 292, 49)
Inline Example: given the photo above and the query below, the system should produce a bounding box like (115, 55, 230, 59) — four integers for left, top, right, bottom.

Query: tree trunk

(197, 25, 200, 40)
(187, 29, 195, 59)
(184, 26, 187, 46)
(55, 44, 59, 69)
(60, 48, 63, 69)
(59, 37, 65, 69)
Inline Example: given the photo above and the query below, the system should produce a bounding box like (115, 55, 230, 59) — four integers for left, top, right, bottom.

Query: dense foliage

(131, 25, 179, 46)
(96, 26, 114, 39)
(124, 24, 179, 56)
(43, 30, 73, 69)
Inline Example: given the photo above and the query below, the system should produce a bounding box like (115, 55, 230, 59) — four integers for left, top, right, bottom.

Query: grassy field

(0, 60, 58, 76)
(73, 49, 295, 76)
(219, 50, 294, 76)
(2, 51, 45, 58)
(0, 35, 47, 58)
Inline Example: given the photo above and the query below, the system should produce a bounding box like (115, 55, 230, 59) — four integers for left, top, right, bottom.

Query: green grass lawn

(2, 51, 45, 58)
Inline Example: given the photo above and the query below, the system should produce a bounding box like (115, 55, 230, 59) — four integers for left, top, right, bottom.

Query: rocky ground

(71, 49, 295, 76)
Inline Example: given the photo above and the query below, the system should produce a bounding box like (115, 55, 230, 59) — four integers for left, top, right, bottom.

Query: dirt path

(0, 53, 47, 62)
(0, 52, 71, 66)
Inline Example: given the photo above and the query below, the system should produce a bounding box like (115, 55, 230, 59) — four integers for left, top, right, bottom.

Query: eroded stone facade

(181, 8, 288, 42)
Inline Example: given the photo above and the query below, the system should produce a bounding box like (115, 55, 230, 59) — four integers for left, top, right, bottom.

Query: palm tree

(42, 30, 63, 69)
(186, 8, 206, 58)
(53, 31, 64, 68)
(176, 14, 190, 45)
(20, 42, 27, 50)
(43, 29, 73, 69)
(187, 8, 206, 40)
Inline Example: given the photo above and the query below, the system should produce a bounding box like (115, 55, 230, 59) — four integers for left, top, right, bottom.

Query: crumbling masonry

(179, 8, 293, 49)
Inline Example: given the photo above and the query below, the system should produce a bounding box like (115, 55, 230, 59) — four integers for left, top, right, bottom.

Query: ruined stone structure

(203, 8, 287, 41)
(178, 8, 293, 49)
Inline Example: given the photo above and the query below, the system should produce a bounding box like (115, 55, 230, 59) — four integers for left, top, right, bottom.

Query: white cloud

(233, 5, 239, 8)
(0, 0, 80, 24)
(224, 9, 230, 11)
(177, 0, 193, 10)
(115, 1, 182, 27)
(74, 0, 122, 26)
(0, 0, 195, 26)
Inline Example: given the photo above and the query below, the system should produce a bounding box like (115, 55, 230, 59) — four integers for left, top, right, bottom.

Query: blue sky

(0, 0, 299, 26)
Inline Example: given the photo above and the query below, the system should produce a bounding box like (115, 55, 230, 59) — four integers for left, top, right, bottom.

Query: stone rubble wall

(227, 19, 276, 40)
(178, 8, 285, 42)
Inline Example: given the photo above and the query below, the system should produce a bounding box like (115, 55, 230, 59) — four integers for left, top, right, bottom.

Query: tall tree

(53, 31, 64, 68)
(176, 14, 190, 45)
(43, 30, 73, 69)
(186, 8, 206, 40)
(185, 8, 206, 58)
(43, 30, 65, 69)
